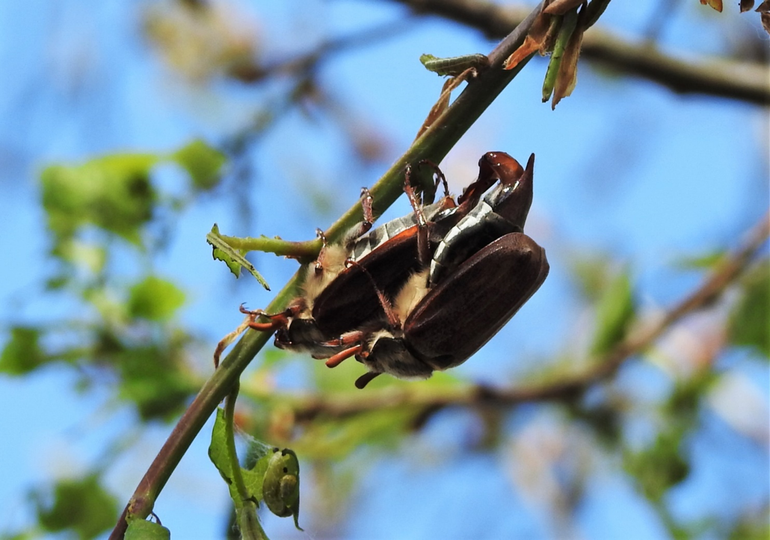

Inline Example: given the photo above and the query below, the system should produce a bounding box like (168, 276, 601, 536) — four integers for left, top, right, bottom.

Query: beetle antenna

(344, 259, 402, 330)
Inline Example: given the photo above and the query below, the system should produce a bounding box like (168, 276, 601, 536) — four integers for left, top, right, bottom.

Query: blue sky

(0, 0, 767, 538)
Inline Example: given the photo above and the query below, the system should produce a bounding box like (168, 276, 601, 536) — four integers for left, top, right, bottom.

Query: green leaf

(32, 474, 118, 540)
(54, 239, 107, 273)
(207, 224, 271, 290)
(665, 372, 715, 424)
(127, 276, 186, 321)
(125, 519, 171, 540)
(116, 344, 195, 421)
(590, 269, 636, 356)
(624, 430, 690, 502)
(208, 408, 266, 505)
(728, 514, 770, 540)
(41, 154, 158, 246)
(172, 139, 226, 191)
(569, 254, 612, 302)
(0, 326, 48, 375)
(209, 410, 268, 540)
(729, 260, 770, 359)
(542, 10, 578, 104)
(676, 249, 727, 270)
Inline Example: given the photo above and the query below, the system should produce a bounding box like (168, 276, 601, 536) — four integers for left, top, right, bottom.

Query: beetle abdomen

(405, 232, 549, 370)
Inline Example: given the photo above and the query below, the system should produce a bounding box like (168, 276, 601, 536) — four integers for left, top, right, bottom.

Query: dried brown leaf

(552, 21, 585, 108)
(756, 0, 770, 11)
(699, 0, 724, 12)
(415, 77, 460, 140)
(740, 0, 755, 12)
(503, 10, 553, 70)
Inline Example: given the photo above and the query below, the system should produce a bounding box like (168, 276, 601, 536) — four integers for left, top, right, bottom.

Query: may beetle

(248, 160, 494, 356)
(316, 152, 549, 388)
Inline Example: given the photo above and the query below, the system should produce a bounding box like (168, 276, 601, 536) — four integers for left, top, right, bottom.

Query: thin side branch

(258, 211, 770, 422)
(386, 0, 770, 105)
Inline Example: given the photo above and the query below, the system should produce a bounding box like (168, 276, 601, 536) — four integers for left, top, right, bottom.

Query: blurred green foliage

(31, 474, 118, 539)
(729, 261, 770, 359)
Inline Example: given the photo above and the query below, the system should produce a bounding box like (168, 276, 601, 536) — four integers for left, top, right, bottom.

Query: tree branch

(255, 211, 770, 422)
(385, 0, 770, 106)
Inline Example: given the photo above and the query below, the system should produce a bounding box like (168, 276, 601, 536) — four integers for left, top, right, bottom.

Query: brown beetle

(310, 153, 549, 388)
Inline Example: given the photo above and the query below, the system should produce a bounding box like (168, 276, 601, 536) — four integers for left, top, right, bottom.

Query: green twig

(110, 4, 544, 538)
(216, 233, 322, 261)
(224, 384, 267, 540)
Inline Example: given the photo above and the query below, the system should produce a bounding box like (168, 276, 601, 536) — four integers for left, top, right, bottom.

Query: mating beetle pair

(248, 152, 549, 388)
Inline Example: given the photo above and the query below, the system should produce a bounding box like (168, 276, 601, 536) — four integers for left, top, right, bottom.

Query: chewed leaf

(207, 224, 270, 290)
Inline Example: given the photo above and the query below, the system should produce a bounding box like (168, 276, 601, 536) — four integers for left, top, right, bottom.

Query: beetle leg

(337, 188, 376, 251)
(242, 304, 300, 332)
(417, 159, 450, 199)
(355, 371, 382, 389)
(248, 320, 284, 332)
(214, 313, 255, 368)
(317, 328, 366, 348)
(314, 228, 328, 273)
(344, 259, 402, 330)
(404, 164, 431, 267)
(324, 344, 363, 368)
(359, 187, 374, 233)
